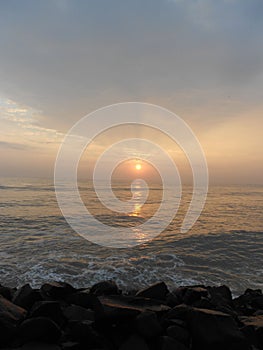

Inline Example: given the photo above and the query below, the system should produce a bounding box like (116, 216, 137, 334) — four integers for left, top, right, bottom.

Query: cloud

(0, 0, 262, 182)
(0, 141, 31, 150)
(0, 0, 262, 131)
(0, 97, 64, 150)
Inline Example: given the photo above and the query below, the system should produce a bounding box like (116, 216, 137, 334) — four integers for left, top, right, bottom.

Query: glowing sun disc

(135, 163, 142, 170)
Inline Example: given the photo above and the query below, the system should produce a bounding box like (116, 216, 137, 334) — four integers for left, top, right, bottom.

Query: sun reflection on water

(130, 202, 142, 217)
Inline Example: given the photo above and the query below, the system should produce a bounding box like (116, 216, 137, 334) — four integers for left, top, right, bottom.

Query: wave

(0, 184, 54, 191)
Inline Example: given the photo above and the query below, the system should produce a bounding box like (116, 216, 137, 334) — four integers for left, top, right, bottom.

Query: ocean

(0, 177, 262, 295)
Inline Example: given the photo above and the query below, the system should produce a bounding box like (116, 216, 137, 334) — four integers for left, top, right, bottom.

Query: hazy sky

(0, 0, 262, 184)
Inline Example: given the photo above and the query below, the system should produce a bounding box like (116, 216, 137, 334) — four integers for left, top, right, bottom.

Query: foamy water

(0, 177, 262, 295)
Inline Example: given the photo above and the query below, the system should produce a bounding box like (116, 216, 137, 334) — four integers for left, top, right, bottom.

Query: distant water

(0, 177, 262, 295)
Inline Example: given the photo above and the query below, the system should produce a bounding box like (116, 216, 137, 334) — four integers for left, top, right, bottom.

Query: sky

(0, 0, 262, 184)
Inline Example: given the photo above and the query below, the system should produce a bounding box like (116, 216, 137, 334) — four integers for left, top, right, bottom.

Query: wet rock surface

(0, 281, 262, 349)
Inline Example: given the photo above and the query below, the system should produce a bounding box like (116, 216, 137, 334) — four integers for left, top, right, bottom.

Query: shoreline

(0, 280, 262, 349)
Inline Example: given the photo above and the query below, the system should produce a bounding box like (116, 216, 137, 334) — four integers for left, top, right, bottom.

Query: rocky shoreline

(0, 280, 262, 350)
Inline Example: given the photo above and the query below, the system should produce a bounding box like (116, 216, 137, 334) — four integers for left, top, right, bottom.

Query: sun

(135, 163, 142, 171)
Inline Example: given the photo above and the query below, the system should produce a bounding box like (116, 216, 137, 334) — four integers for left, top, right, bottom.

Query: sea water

(0, 177, 262, 295)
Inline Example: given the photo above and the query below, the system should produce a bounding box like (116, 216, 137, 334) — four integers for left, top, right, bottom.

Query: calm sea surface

(0, 177, 262, 295)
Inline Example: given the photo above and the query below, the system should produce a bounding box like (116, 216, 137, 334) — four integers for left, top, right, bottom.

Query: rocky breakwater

(0, 280, 263, 349)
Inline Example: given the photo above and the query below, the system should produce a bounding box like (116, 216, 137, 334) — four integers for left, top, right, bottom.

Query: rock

(18, 317, 61, 343)
(0, 284, 15, 301)
(120, 334, 149, 350)
(13, 284, 42, 310)
(0, 298, 25, 347)
(99, 295, 142, 315)
(19, 342, 61, 350)
(63, 305, 95, 322)
(165, 304, 191, 321)
(173, 287, 186, 302)
(254, 310, 263, 316)
(66, 291, 104, 319)
(192, 297, 214, 310)
(100, 302, 140, 324)
(0, 294, 27, 323)
(61, 342, 82, 349)
(0, 318, 16, 345)
(234, 289, 263, 315)
(93, 296, 141, 339)
(245, 288, 262, 296)
(29, 301, 65, 326)
(1, 281, 263, 349)
(187, 307, 249, 350)
(90, 280, 120, 296)
(174, 286, 208, 305)
(166, 292, 180, 307)
(136, 311, 162, 338)
(207, 285, 233, 307)
(99, 295, 170, 317)
(136, 282, 169, 301)
(95, 322, 128, 348)
(184, 287, 208, 304)
(68, 320, 101, 347)
(159, 336, 189, 350)
(166, 324, 191, 346)
(167, 318, 187, 328)
(41, 281, 76, 300)
(191, 286, 236, 316)
(240, 315, 263, 350)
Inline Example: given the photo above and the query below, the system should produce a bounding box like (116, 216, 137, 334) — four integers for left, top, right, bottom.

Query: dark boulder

(90, 280, 120, 296)
(66, 291, 104, 319)
(94, 296, 140, 341)
(166, 324, 191, 346)
(136, 311, 162, 338)
(234, 288, 263, 315)
(61, 341, 82, 349)
(159, 336, 189, 350)
(29, 301, 65, 326)
(98, 295, 170, 329)
(165, 292, 180, 307)
(240, 315, 263, 350)
(165, 304, 191, 321)
(100, 303, 140, 324)
(18, 317, 61, 343)
(99, 295, 142, 316)
(63, 305, 95, 322)
(166, 318, 187, 328)
(0, 295, 26, 346)
(192, 286, 236, 316)
(67, 320, 102, 347)
(0, 317, 16, 345)
(254, 309, 263, 316)
(0, 294, 26, 323)
(192, 297, 214, 310)
(184, 287, 208, 305)
(13, 284, 42, 310)
(41, 281, 76, 300)
(19, 342, 61, 350)
(187, 307, 249, 350)
(136, 282, 169, 301)
(207, 285, 233, 307)
(119, 334, 149, 350)
(174, 286, 208, 305)
(0, 284, 16, 301)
